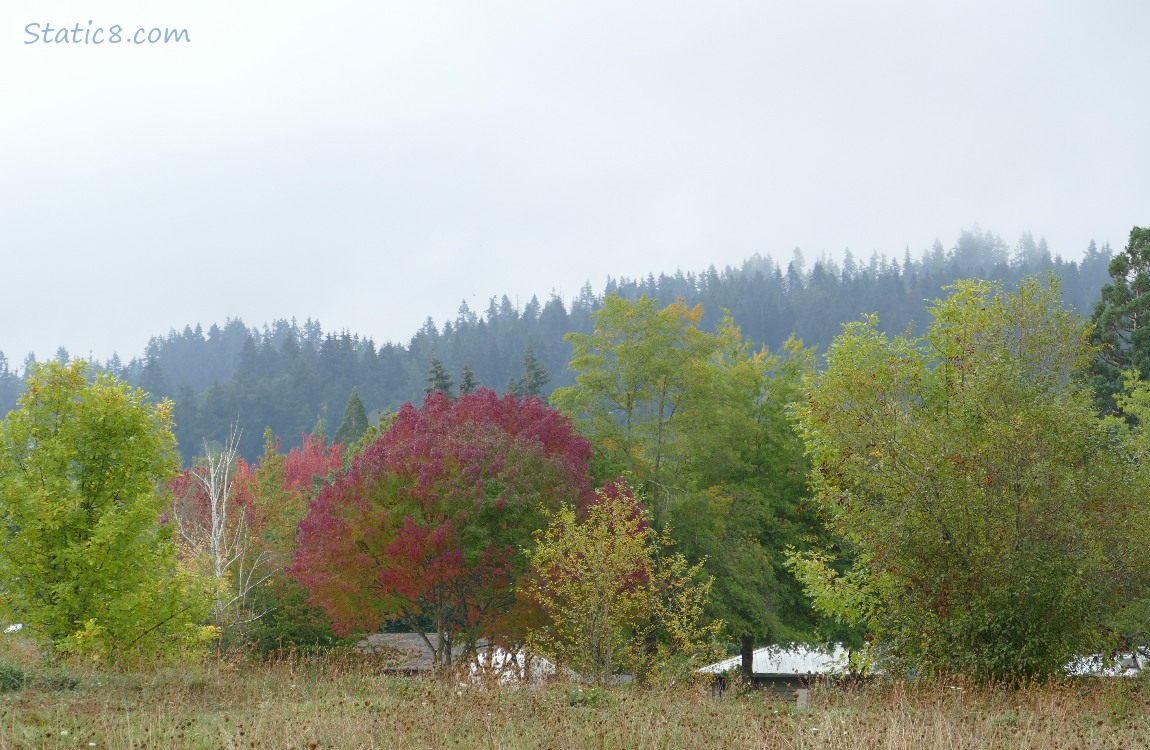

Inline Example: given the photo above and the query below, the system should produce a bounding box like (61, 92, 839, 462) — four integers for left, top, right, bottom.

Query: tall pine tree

(458, 363, 480, 396)
(333, 387, 370, 446)
(425, 353, 455, 398)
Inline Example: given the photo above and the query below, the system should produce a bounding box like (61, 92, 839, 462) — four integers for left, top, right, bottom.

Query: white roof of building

(698, 644, 849, 675)
(1065, 652, 1145, 678)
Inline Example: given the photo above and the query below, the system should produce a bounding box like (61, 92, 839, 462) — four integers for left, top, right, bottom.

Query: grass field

(1, 651, 1148, 749)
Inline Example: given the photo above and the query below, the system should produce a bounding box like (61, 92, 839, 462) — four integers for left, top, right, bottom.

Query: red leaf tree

(167, 430, 345, 643)
(290, 389, 594, 668)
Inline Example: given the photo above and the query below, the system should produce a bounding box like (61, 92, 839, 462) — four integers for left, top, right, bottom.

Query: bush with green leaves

(790, 277, 1150, 680)
(0, 361, 211, 663)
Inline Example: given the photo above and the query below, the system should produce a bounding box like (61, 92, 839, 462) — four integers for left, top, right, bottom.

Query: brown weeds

(0, 654, 1147, 749)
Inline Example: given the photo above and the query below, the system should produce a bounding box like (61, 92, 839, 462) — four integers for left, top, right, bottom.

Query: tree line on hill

(0, 228, 1114, 464)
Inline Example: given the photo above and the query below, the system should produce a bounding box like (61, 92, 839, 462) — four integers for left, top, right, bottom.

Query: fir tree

(458, 363, 479, 396)
(1089, 226, 1150, 414)
(508, 346, 550, 398)
(310, 406, 328, 443)
(333, 387, 370, 446)
(425, 353, 455, 398)
(517, 346, 550, 398)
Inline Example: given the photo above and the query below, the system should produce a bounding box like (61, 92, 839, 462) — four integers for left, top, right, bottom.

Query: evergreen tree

(458, 363, 480, 396)
(333, 387, 370, 446)
(138, 347, 171, 403)
(512, 346, 550, 398)
(310, 406, 328, 443)
(425, 353, 455, 398)
(1089, 226, 1150, 414)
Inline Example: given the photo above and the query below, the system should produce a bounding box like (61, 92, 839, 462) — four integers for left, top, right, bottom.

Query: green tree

(333, 387, 370, 446)
(237, 429, 346, 653)
(0, 361, 210, 661)
(790, 277, 1150, 680)
(1101, 379, 1150, 655)
(458, 363, 480, 397)
(668, 325, 835, 673)
(310, 406, 328, 443)
(1089, 226, 1150, 413)
(552, 297, 830, 675)
(508, 346, 550, 398)
(523, 480, 722, 685)
(550, 295, 714, 497)
(425, 353, 455, 398)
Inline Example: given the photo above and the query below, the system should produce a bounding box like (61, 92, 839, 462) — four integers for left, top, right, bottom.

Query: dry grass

(1, 651, 1148, 749)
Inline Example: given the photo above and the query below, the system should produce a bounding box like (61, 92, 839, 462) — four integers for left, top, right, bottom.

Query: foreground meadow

(2, 652, 1149, 750)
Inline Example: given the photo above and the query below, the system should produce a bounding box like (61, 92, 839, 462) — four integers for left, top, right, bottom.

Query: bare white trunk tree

(176, 425, 275, 637)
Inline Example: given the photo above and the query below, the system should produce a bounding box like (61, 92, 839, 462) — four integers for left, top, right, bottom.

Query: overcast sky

(2, 1, 1147, 366)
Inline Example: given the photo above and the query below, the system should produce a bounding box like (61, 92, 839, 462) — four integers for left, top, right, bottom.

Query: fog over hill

(0, 228, 1114, 463)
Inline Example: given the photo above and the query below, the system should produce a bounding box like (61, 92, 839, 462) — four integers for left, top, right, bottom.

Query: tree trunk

(741, 634, 754, 685)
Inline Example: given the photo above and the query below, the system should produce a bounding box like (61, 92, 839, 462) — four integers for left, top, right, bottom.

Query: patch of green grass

(0, 662, 24, 693)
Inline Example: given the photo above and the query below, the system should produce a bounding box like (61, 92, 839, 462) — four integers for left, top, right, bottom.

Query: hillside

(0, 229, 1114, 463)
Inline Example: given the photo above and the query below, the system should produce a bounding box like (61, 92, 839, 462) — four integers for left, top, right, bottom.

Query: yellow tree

(0, 361, 210, 662)
(523, 480, 721, 685)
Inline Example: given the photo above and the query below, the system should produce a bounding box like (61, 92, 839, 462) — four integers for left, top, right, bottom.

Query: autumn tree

(791, 277, 1150, 679)
(0, 361, 210, 661)
(290, 389, 594, 670)
(241, 430, 345, 651)
(173, 429, 263, 634)
(523, 479, 722, 685)
(168, 427, 345, 650)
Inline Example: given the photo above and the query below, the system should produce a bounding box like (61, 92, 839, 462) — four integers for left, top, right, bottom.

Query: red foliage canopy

(290, 389, 594, 642)
(166, 433, 344, 547)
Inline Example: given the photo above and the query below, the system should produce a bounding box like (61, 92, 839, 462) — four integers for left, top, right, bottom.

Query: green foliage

(425, 353, 455, 398)
(669, 324, 830, 647)
(1099, 375, 1150, 653)
(310, 408, 328, 442)
(791, 277, 1150, 680)
(0, 661, 24, 692)
(458, 363, 480, 396)
(1089, 226, 1150, 413)
(242, 576, 345, 654)
(507, 346, 550, 398)
(333, 387, 370, 446)
(551, 296, 714, 491)
(0, 361, 211, 663)
(552, 296, 830, 653)
(0, 658, 77, 692)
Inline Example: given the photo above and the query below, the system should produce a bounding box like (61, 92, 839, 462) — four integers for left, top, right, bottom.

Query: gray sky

(2, 1, 1147, 367)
